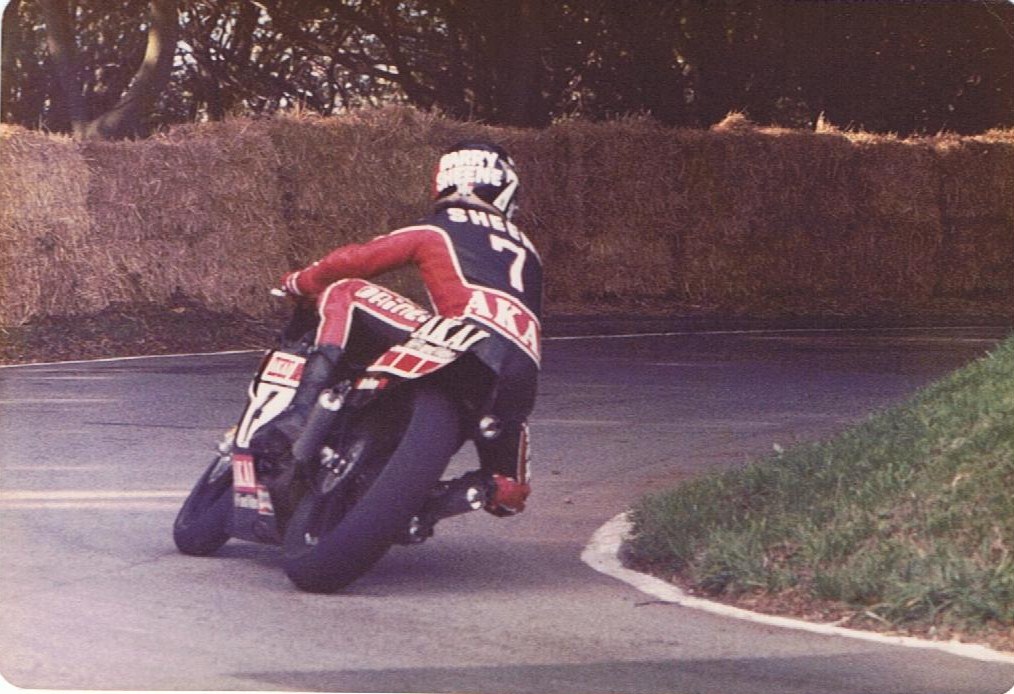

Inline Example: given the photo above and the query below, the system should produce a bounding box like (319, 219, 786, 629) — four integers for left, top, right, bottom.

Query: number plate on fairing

(260, 352, 306, 388)
(231, 452, 275, 515)
(234, 351, 305, 448)
(233, 453, 257, 492)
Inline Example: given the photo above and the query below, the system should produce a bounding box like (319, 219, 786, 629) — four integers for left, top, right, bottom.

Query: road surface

(1, 323, 1012, 693)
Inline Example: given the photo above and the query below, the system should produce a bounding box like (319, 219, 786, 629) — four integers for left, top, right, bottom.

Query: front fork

(290, 381, 352, 470)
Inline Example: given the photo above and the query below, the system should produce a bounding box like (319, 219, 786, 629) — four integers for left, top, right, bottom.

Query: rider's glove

(281, 271, 303, 297)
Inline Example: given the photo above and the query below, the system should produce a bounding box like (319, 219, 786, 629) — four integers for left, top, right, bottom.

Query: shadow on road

(241, 653, 1014, 694)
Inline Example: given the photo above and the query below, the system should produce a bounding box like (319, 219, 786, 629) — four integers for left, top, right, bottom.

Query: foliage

(628, 333, 1014, 641)
(2, 1, 1013, 138)
(4, 0, 177, 138)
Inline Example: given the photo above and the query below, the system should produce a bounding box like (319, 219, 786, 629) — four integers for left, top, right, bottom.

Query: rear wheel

(173, 452, 233, 556)
(282, 385, 462, 592)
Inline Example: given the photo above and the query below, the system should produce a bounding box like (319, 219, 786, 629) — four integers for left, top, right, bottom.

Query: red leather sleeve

(288, 225, 474, 318)
(292, 230, 424, 297)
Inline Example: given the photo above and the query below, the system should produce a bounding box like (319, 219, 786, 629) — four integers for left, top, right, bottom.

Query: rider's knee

(318, 278, 370, 312)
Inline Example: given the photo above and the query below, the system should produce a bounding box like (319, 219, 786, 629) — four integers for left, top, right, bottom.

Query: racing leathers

(281, 201, 543, 514)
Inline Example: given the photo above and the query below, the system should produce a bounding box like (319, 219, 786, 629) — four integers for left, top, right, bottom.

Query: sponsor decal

(435, 149, 504, 192)
(519, 422, 532, 483)
(366, 316, 492, 380)
(257, 485, 274, 516)
(464, 290, 541, 364)
(369, 344, 453, 379)
(353, 285, 431, 323)
(411, 316, 490, 353)
(355, 375, 390, 391)
(233, 492, 259, 510)
(233, 453, 257, 492)
(261, 352, 306, 388)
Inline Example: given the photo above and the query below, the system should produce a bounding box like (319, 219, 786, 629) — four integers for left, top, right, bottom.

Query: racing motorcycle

(172, 299, 502, 593)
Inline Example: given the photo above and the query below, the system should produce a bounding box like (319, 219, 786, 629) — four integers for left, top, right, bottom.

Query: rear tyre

(282, 385, 462, 592)
(173, 453, 233, 556)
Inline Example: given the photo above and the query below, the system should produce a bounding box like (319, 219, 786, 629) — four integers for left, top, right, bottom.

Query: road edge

(582, 511, 1014, 666)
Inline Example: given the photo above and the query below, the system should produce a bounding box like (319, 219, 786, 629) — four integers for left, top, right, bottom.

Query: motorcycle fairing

(229, 316, 490, 545)
(235, 351, 306, 448)
(229, 350, 305, 544)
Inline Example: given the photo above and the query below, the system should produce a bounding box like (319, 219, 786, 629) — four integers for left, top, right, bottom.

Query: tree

(166, 0, 571, 127)
(3, 0, 1012, 136)
(25, 0, 178, 139)
(643, 0, 1014, 133)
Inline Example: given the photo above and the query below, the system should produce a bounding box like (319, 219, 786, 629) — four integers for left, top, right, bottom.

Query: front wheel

(173, 452, 233, 556)
(282, 385, 462, 592)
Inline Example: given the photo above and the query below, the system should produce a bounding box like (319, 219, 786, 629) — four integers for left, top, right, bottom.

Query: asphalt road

(2, 323, 1013, 693)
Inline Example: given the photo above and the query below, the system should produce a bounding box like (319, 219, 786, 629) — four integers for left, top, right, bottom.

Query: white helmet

(433, 141, 519, 220)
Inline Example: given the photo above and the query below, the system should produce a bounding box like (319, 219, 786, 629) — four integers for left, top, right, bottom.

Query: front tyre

(173, 452, 233, 556)
(282, 385, 462, 592)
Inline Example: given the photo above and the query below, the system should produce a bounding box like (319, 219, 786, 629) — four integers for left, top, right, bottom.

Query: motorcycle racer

(251, 141, 543, 518)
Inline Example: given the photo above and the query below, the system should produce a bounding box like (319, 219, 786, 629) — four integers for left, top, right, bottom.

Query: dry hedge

(81, 126, 288, 319)
(1, 109, 1011, 327)
(0, 128, 93, 322)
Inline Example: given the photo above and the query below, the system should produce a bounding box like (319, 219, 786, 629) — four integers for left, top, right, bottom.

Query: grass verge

(627, 333, 1014, 650)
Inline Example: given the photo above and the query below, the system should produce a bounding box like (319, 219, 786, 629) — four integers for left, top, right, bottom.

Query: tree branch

(82, 0, 178, 139)
(38, 0, 89, 135)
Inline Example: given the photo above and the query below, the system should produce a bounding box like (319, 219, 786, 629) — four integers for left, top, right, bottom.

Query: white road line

(0, 490, 189, 510)
(0, 398, 115, 405)
(3, 465, 114, 471)
(0, 490, 188, 500)
(647, 362, 726, 367)
(26, 375, 115, 381)
(536, 418, 627, 426)
(535, 418, 781, 429)
(0, 349, 260, 370)
(548, 325, 1007, 342)
(1, 501, 184, 509)
(0, 325, 1006, 371)
(582, 512, 1014, 665)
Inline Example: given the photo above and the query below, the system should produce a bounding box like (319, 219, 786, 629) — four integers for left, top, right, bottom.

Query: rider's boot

(399, 471, 531, 543)
(250, 344, 344, 465)
(485, 474, 532, 517)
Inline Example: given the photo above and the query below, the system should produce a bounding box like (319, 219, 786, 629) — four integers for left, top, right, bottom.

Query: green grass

(628, 333, 1014, 636)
